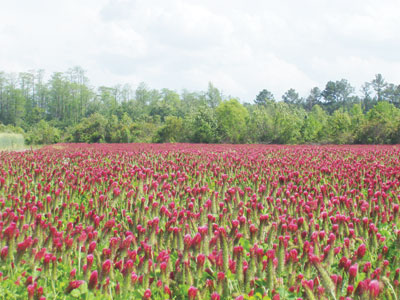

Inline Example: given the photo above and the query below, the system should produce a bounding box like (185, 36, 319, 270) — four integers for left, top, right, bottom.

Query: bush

(25, 120, 60, 145)
(69, 113, 107, 143)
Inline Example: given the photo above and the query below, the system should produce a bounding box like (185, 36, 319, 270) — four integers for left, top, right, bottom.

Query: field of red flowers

(1, 144, 400, 300)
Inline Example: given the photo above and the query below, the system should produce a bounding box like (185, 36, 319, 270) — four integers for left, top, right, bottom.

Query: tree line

(0, 67, 400, 145)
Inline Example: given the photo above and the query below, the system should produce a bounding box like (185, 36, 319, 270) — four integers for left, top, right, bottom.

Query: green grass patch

(0, 133, 25, 150)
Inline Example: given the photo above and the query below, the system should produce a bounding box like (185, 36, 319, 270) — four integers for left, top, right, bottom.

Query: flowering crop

(1, 143, 400, 299)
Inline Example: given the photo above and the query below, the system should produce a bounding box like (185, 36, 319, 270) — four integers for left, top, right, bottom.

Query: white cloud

(0, 0, 399, 102)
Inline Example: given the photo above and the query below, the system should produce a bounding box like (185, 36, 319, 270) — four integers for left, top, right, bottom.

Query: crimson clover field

(1, 144, 400, 299)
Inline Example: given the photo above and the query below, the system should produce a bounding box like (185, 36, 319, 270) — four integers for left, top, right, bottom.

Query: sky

(1, 0, 400, 102)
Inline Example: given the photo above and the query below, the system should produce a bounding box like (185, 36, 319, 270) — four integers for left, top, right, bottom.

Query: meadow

(0, 143, 399, 299)
(0, 133, 25, 151)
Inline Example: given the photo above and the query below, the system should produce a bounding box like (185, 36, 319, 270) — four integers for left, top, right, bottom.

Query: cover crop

(0, 144, 400, 299)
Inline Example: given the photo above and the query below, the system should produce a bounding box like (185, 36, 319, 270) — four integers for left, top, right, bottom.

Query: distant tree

(304, 87, 322, 111)
(272, 102, 304, 144)
(2, 66, 400, 145)
(97, 86, 119, 117)
(26, 120, 60, 145)
(150, 88, 181, 121)
(359, 102, 400, 144)
(246, 105, 274, 143)
(302, 105, 328, 143)
(360, 82, 375, 112)
(105, 115, 119, 143)
(282, 88, 302, 105)
(136, 83, 161, 118)
(130, 121, 159, 143)
(383, 83, 400, 107)
(180, 90, 207, 114)
(370, 74, 387, 102)
(154, 116, 185, 143)
(327, 109, 353, 144)
(349, 104, 365, 141)
(254, 89, 275, 106)
(70, 113, 107, 143)
(206, 82, 222, 108)
(216, 99, 248, 143)
(186, 105, 218, 143)
(321, 79, 354, 113)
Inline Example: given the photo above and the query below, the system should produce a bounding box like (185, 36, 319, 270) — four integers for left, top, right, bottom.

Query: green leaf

(79, 282, 89, 294)
(239, 237, 251, 252)
(71, 289, 81, 298)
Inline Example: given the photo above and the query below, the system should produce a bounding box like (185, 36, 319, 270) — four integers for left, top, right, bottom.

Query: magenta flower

(88, 271, 98, 290)
(188, 286, 198, 300)
(143, 289, 152, 299)
(368, 280, 380, 298)
(357, 244, 366, 258)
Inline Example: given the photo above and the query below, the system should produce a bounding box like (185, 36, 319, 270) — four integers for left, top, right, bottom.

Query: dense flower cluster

(0, 143, 400, 299)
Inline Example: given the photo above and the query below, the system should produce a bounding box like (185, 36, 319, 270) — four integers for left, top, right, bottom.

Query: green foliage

(216, 99, 249, 143)
(69, 113, 107, 143)
(327, 109, 353, 144)
(25, 120, 60, 145)
(282, 88, 302, 105)
(246, 105, 275, 143)
(104, 113, 134, 143)
(131, 120, 159, 143)
(321, 79, 355, 113)
(302, 105, 328, 143)
(255, 89, 275, 106)
(154, 116, 185, 143)
(206, 82, 222, 108)
(186, 105, 219, 143)
(0, 67, 400, 145)
(0, 123, 24, 134)
(358, 101, 400, 144)
(272, 102, 304, 144)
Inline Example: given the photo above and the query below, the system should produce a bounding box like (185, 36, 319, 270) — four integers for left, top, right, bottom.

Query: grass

(0, 133, 42, 151)
(0, 133, 25, 150)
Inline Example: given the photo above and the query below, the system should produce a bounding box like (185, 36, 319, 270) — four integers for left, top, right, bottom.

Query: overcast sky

(1, 0, 400, 102)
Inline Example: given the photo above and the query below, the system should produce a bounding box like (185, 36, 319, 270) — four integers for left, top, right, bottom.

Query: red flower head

(357, 244, 366, 259)
(349, 264, 358, 279)
(217, 272, 225, 281)
(160, 262, 167, 272)
(266, 249, 275, 260)
(355, 279, 369, 296)
(87, 254, 94, 269)
(272, 294, 280, 300)
(27, 284, 35, 300)
(69, 268, 76, 279)
(102, 259, 112, 276)
(197, 254, 206, 268)
(113, 187, 121, 197)
(143, 289, 152, 299)
(347, 285, 354, 296)
(211, 292, 221, 300)
(188, 286, 198, 300)
(249, 224, 258, 234)
(88, 241, 97, 254)
(88, 271, 97, 290)
(0, 246, 8, 260)
(184, 234, 192, 248)
(65, 280, 84, 294)
(368, 280, 380, 298)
